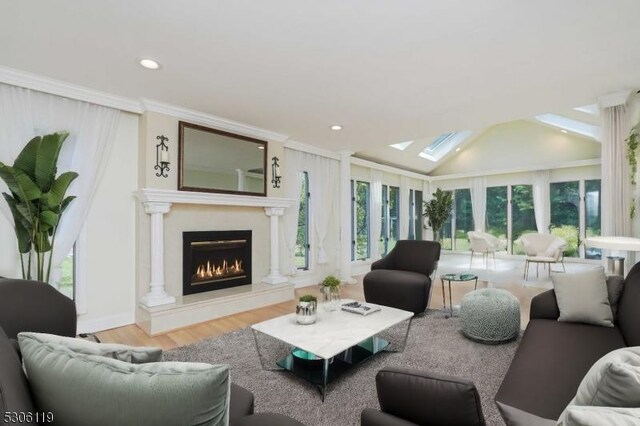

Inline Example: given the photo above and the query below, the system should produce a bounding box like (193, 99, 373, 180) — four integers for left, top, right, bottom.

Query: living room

(1, 2, 640, 425)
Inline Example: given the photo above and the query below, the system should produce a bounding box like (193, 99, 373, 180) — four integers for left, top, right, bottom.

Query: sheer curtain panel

(370, 170, 383, 260)
(470, 177, 486, 232)
(532, 170, 550, 233)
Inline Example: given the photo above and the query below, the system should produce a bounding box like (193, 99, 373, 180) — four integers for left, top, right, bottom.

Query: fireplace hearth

(183, 230, 252, 295)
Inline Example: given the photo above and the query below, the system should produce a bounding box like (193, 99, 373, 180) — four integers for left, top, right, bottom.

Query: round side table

(440, 273, 478, 318)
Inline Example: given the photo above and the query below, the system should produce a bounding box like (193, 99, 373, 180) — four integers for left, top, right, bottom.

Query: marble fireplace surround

(135, 188, 296, 335)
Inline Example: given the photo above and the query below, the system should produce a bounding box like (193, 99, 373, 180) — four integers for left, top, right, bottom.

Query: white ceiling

(1, 1, 639, 153)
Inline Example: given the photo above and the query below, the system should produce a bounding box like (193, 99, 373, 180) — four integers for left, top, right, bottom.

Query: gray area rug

(165, 310, 519, 426)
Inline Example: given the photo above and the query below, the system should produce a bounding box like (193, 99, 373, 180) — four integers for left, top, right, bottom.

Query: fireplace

(183, 230, 252, 295)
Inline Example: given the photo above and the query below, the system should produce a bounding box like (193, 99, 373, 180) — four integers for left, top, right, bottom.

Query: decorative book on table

(341, 301, 381, 316)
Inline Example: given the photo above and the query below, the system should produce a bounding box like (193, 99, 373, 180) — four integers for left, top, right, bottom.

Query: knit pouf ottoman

(459, 288, 520, 344)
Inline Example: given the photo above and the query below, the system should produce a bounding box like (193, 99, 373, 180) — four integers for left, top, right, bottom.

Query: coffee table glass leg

(448, 280, 453, 318)
(441, 278, 447, 317)
(321, 358, 329, 402)
(251, 328, 284, 372)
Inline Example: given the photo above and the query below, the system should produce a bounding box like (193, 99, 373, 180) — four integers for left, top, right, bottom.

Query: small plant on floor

(299, 294, 317, 303)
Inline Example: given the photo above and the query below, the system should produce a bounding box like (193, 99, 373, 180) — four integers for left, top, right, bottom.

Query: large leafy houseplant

(0, 132, 77, 282)
(422, 188, 454, 242)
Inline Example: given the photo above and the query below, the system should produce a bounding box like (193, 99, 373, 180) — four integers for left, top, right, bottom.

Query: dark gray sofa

(0, 278, 303, 426)
(495, 262, 640, 425)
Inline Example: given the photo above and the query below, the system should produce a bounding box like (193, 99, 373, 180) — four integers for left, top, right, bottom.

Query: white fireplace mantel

(136, 188, 295, 308)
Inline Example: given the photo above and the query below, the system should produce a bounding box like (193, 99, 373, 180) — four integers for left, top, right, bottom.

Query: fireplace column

(141, 202, 176, 307)
(263, 207, 288, 284)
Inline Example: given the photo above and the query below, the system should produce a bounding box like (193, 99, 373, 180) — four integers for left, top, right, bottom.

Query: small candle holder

(155, 135, 170, 178)
(271, 156, 281, 188)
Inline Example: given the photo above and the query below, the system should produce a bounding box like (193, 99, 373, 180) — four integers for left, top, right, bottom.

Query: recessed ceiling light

(561, 129, 568, 134)
(456, 147, 461, 152)
(330, 125, 343, 131)
(257, 146, 265, 150)
(139, 58, 161, 70)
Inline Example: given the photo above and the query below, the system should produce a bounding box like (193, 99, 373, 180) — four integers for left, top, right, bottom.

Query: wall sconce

(271, 156, 281, 188)
(155, 135, 170, 178)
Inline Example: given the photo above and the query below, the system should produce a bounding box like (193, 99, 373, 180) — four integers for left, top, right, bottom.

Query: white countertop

(584, 236, 640, 251)
(251, 300, 413, 359)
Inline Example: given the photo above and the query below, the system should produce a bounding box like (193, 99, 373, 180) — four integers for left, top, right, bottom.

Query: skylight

(573, 104, 599, 115)
(389, 140, 414, 151)
(535, 114, 599, 139)
(418, 131, 472, 162)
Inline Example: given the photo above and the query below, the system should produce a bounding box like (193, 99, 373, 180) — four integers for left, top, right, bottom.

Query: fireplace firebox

(183, 230, 252, 295)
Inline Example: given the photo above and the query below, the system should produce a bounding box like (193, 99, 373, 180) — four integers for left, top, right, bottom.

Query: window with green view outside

(408, 189, 423, 240)
(550, 181, 580, 257)
(379, 185, 399, 256)
(440, 189, 473, 251)
(585, 179, 602, 260)
(511, 185, 537, 254)
(351, 180, 371, 261)
(295, 172, 310, 269)
(486, 186, 508, 241)
(53, 245, 75, 300)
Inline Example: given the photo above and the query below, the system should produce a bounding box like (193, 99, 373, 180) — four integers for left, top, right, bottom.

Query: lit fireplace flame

(194, 259, 244, 281)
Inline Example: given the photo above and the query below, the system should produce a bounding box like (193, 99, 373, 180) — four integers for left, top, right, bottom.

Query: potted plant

(422, 188, 453, 242)
(320, 275, 341, 311)
(296, 294, 317, 325)
(0, 132, 77, 282)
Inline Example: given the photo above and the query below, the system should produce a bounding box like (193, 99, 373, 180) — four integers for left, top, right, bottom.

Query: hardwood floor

(97, 277, 546, 350)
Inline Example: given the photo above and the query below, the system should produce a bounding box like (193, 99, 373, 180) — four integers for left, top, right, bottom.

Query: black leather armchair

(361, 367, 485, 426)
(363, 240, 441, 314)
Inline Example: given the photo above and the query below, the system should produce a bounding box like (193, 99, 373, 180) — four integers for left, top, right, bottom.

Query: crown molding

(284, 139, 341, 160)
(141, 98, 289, 143)
(598, 89, 633, 109)
(0, 65, 143, 113)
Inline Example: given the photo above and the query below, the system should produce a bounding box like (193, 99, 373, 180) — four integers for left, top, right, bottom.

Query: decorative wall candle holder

(271, 156, 281, 188)
(155, 135, 170, 178)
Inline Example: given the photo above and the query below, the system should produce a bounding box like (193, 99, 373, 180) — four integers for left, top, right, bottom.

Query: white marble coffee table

(251, 300, 413, 400)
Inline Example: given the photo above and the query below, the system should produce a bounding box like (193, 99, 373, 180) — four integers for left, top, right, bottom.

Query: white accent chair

(468, 231, 506, 268)
(518, 233, 567, 280)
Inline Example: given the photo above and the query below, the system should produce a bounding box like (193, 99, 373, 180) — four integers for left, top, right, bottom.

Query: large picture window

(511, 184, 537, 254)
(352, 180, 371, 261)
(408, 189, 423, 240)
(295, 172, 310, 269)
(585, 179, 602, 260)
(441, 189, 473, 251)
(486, 186, 508, 241)
(550, 181, 580, 257)
(380, 185, 399, 256)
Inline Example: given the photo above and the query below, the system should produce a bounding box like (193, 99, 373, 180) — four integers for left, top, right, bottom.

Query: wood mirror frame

(178, 121, 268, 196)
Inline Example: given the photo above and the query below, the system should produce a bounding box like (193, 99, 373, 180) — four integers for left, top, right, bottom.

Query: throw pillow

(606, 275, 625, 319)
(560, 406, 640, 426)
(552, 267, 614, 327)
(18, 333, 230, 426)
(20, 332, 162, 363)
(557, 347, 640, 424)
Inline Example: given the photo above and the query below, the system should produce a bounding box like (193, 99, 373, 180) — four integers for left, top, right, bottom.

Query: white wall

(432, 120, 600, 176)
(76, 112, 139, 332)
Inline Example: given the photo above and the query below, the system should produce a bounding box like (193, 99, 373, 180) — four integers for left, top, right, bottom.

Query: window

(511, 185, 537, 254)
(351, 180, 371, 261)
(585, 179, 602, 260)
(440, 189, 473, 251)
(380, 185, 399, 256)
(550, 181, 580, 257)
(408, 189, 423, 240)
(295, 172, 310, 269)
(486, 186, 508, 241)
(52, 244, 76, 300)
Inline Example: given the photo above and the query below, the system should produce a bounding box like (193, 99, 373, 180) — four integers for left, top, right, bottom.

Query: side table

(440, 273, 478, 318)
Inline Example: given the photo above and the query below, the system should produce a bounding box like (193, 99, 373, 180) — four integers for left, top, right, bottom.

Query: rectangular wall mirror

(178, 121, 267, 196)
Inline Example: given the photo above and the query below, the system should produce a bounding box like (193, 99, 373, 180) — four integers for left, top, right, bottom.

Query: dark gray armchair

(363, 240, 441, 314)
(361, 367, 485, 426)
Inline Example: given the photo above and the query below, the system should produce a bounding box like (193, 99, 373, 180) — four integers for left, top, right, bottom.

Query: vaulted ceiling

(1, 1, 639, 154)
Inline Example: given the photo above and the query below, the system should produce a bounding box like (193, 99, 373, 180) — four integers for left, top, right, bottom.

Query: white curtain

(309, 155, 339, 264)
(0, 83, 121, 277)
(281, 149, 304, 275)
(370, 170, 383, 260)
(532, 170, 550, 233)
(601, 103, 632, 238)
(470, 177, 486, 232)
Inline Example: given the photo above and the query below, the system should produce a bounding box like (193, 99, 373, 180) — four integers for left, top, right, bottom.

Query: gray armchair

(361, 367, 485, 426)
(363, 240, 441, 314)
